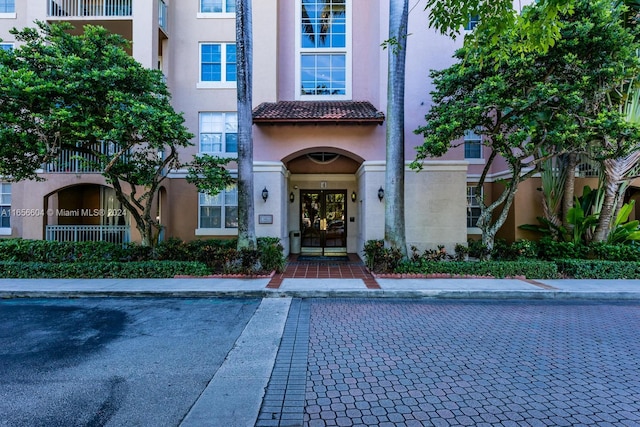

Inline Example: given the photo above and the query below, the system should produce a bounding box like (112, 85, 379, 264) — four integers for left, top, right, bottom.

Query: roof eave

(252, 118, 385, 125)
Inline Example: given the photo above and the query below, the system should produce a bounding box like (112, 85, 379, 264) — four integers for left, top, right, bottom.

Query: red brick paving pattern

(267, 254, 380, 289)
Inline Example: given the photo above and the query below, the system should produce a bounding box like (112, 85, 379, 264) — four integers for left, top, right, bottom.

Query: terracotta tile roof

(252, 101, 385, 125)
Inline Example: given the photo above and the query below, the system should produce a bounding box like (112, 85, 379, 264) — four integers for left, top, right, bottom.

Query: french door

(300, 190, 347, 255)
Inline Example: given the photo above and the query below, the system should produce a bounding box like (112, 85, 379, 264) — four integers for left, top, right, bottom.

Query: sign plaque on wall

(258, 214, 273, 224)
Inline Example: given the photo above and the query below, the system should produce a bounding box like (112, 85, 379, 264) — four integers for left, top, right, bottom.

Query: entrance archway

(285, 148, 362, 256)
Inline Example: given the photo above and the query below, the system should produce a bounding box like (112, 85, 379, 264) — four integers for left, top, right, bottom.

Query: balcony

(44, 142, 127, 174)
(47, 0, 132, 18)
(46, 225, 130, 245)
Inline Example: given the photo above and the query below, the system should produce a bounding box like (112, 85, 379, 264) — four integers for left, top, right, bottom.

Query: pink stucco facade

(7, 1, 628, 254)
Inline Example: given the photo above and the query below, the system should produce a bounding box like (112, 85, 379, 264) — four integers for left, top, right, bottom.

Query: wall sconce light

(351, 191, 357, 202)
(289, 192, 295, 203)
(378, 186, 384, 202)
(262, 187, 269, 202)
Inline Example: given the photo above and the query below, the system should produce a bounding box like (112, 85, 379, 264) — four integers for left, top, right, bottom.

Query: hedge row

(556, 260, 640, 279)
(0, 237, 286, 274)
(0, 261, 211, 279)
(396, 260, 559, 279)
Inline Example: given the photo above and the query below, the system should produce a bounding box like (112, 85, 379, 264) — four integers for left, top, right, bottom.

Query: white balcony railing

(47, 0, 132, 17)
(45, 142, 126, 174)
(46, 225, 130, 244)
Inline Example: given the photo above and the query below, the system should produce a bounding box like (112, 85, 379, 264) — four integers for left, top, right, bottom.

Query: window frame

(197, 42, 237, 89)
(464, 14, 480, 31)
(0, 0, 14, 14)
(295, 0, 352, 100)
(464, 129, 483, 161)
(466, 185, 483, 230)
(0, 182, 11, 233)
(198, 0, 235, 18)
(196, 185, 239, 236)
(198, 112, 238, 156)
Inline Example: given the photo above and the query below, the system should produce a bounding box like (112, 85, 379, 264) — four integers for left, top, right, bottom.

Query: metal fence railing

(47, 0, 132, 17)
(46, 225, 130, 245)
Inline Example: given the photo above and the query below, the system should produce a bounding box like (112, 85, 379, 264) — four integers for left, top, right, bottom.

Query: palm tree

(236, 0, 257, 250)
(384, 0, 409, 257)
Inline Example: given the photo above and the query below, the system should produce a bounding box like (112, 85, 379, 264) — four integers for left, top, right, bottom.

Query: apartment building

(4, 0, 630, 255)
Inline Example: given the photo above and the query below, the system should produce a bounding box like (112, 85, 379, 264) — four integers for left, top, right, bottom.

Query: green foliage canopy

(413, 0, 640, 249)
(0, 21, 193, 182)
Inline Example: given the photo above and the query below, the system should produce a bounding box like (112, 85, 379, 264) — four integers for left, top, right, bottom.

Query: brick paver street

(258, 299, 640, 427)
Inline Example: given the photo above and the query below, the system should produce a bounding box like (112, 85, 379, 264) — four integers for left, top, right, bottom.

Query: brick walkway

(257, 299, 640, 427)
(267, 254, 380, 289)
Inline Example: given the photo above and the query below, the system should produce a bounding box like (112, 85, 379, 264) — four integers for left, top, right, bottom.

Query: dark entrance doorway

(300, 190, 347, 256)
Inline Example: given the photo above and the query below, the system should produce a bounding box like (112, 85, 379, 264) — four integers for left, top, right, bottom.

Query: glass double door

(301, 190, 346, 255)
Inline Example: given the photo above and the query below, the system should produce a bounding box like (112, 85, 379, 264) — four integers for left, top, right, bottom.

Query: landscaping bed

(364, 239, 640, 279)
(0, 237, 286, 278)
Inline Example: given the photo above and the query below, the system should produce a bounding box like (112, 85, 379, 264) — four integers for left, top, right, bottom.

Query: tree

(425, 0, 576, 53)
(235, 0, 257, 250)
(0, 22, 194, 246)
(384, 0, 409, 257)
(413, 0, 640, 253)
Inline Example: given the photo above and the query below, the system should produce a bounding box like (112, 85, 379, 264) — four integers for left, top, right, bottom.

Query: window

(199, 186, 238, 229)
(297, 0, 350, 99)
(200, 0, 235, 13)
(464, 129, 482, 159)
(465, 15, 479, 31)
(0, 183, 10, 229)
(467, 185, 482, 228)
(0, 43, 12, 51)
(0, 0, 14, 13)
(199, 112, 238, 154)
(200, 43, 236, 84)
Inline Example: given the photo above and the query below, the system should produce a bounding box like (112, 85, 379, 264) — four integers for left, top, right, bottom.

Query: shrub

(537, 237, 590, 260)
(258, 238, 286, 273)
(454, 243, 469, 261)
(467, 239, 490, 260)
(588, 242, 640, 261)
(0, 239, 127, 262)
(556, 259, 640, 279)
(395, 260, 558, 279)
(0, 261, 210, 278)
(363, 240, 404, 273)
(0, 237, 285, 275)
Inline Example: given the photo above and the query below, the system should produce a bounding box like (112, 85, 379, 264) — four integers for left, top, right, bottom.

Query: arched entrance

(284, 148, 363, 256)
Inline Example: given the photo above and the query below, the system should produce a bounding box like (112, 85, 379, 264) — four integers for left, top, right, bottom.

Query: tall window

(467, 185, 482, 228)
(200, 43, 236, 84)
(464, 129, 482, 159)
(199, 112, 238, 154)
(298, 0, 350, 99)
(0, 183, 10, 229)
(199, 187, 238, 229)
(0, 0, 14, 13)
(200, 0, 235, 13)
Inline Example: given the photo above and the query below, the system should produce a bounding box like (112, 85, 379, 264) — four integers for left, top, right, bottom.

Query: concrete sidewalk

(1, 277, 639, 299)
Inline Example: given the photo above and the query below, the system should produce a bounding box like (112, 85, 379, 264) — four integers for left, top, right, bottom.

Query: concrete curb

(2, 289, 640, 300)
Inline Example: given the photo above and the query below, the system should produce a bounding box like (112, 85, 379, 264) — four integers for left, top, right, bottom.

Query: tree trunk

(593, 159, 619, 242)
(562, 152, 577, 233)
(384, 0, 409, 258)
(478, 180, 518, 256)
(236, 0, 256, 250)
(592, 151, 640, 242)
